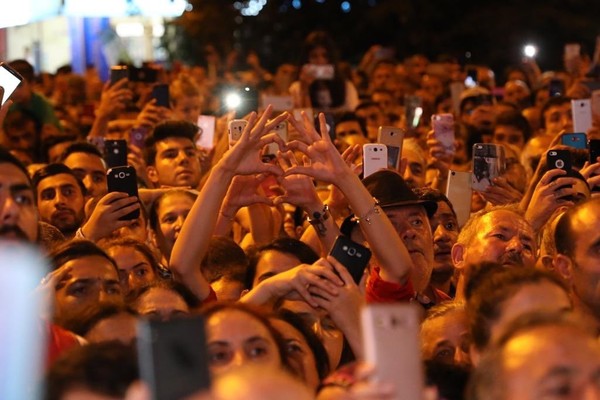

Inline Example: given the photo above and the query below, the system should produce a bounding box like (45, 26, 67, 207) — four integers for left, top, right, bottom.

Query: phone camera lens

(118, 172, 126, 178)
(556, 160, 565, 169)
(347, 248, 356, 256)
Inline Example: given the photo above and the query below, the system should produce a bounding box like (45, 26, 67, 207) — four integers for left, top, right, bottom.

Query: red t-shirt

(365, 265, 415, 303)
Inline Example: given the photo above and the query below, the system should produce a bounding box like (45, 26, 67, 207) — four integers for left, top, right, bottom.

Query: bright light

(116, 22, 144, 37)
(524, 44, 537, 58)
(240, 0, 268, 16)
(225, 92, 242, 110)
(412, 107, 423, 127)
(292, 0, 301, 9)
(341, 1, 351, 12)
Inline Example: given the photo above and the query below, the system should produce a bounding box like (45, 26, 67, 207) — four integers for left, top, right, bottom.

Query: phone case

(363, 144, 388, 178)
(261, 95, 294, 112)
(547, 149, 572, 172)
(0, 62, 23, 105)
(432, 114, 455, 153)
(549, 79, 565, 97)
(137, 316, 211, 400)
(561, 133, 587, 150)
(106, 166, 140, 221)
(361, 304, 423, 400)
(196, 115, 216, 150)
(110, 66, 129, 85)
(446, 170, 472, 228)
(152, 84, 170, 108)
(572, 99, 592, 134)
(377, 126, 404, 170)
(228, 119, 248, 148)
(329, 235, 372, 284)
(104, 140, 128, 169)
(265, 120, 288, 156)
(471, 143, 505, 192)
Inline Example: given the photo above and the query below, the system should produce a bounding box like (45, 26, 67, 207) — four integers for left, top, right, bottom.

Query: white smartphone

(196, 115, 216, 150)
(363, 144, 388, 178)
(572, 99, 593, 134)
(361, 304, 423, 400)
(446, 170, 472, 228)
(432, 113, 455, 153)
(265, 120, 288, 157)
(228, 119, 248, 148)
(303, 64, 335, 80)
(377, 126, 404, 170)
(0, 62, 23, 105)
(261, 95, 294, 112)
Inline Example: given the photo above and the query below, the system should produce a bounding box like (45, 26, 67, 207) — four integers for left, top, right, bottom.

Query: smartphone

(152, 84, 170, 108)
(0, 245, 46, 400)
(104, 139, 128, 169)
(130, 66, 158, 83)
(292, 108, 314, 123)
(446, 170, 472, 228)
(110, 65, 129, 85)
(589, 139, 600, 163)
(547, 149, 572, 172)
(363, 144, 388, 178)
(561, 132, 587, 149)
(471, 143, 506, 192)
(329, 235, 372, 285)
(549, 79, 565, 97)
(571, 99, 592, 134)
(361, 304, 423, 400)
(107, 166, 140, 221)
(261, 95, 294, 112)
(196, 115, 216, 150)
(377, 126, 404, 170)
(265, 120, 288, 157)
(0, 62, 23, 105)
(137, 316, 211, 400)
(303, 64, 335, 80)
(564, 43, 581, 74)
(129, 127, 148, 150)
(228, 119, 248, 148)
(405, 95, 423, 130)
(432, 113, 455, 153)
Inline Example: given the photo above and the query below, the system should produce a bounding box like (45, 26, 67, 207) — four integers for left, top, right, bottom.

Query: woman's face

(154, 193, 195, 259)
(308, 46, 329, 65)
(271, 318, 320, 391)
(206, 309, 282, 376)
(134, 287, 190, 321)
(108, 246, 156, 292)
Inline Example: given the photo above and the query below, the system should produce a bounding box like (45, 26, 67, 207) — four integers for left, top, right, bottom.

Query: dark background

(163, 0, 600, 83)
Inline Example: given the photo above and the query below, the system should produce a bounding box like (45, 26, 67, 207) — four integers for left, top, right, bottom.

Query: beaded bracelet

(355, 198, 381, 225)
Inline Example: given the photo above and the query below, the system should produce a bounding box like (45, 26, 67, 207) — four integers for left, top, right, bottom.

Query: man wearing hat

(342, 169, 450, 306)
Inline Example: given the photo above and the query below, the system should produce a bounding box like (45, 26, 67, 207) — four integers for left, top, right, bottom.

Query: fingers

(326, 255, 356, 286)
(286, 140, 310, 155)
(98, 191, 131, 205)
(310, 259, 344, 286)
(318, 113, 332, 143)
(112, 202, 141, 219)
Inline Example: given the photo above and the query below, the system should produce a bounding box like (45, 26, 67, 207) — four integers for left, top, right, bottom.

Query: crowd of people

(3, 29, 600, 399)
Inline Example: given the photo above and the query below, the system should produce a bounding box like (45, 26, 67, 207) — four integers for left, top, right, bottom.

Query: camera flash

(225, 92, 242, 110)
(523, 44, 537, 58)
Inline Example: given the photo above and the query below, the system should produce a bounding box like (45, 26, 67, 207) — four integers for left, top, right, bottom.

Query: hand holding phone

(471, 143, 506, 192)
(329, 235, 371, 284)
(547, 149, 572, 172)
(151, 84, 170, 108)
(104, 140, 128, 168)
(431, 113, 455, 153)
(228, 119, 248, 148)
(106, 166, 140, 221)
(377, 126, 404, 170)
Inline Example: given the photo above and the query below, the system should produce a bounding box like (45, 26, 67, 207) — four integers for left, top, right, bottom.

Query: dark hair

(412, 187, 457, 220)
(0, 145, 32, 186)
(465, 262, 570, 350)
(149, 189, 198, 232)
(246, 238, 319, 288)
(127, 279, 201, 310)
(42, 134, 78, 163)
(425, 360, 471, 400)
(58, 141, 104, 162)
(494, 110, 533, 143)
(335, 112, 367, 137)
(45, 342, 138, 400)
(32, 163, 87, 197)
(275, 308, 331, 379)
(144, 120, 199, 166)
(101, 238, 162, 277)
(540, 95, 571, 129)
(8, 59, 34, 82)
(49, 240, 118, 272)
(554, 198, 600, 258)
(201, 236, 248, 284)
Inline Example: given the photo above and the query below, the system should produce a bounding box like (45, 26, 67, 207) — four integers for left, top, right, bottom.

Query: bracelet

(355, 198, 381, 225)
(307, 204, 330, 237)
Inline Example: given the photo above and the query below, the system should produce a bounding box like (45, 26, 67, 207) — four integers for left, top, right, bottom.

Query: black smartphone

(110, 66, 129, 85)
(152, 84, 170, 108)
(329, 235, 372, 284)
(0, 62, 23, 105)
(589, 139, 600, 163)
(137, 316, 211, 400)
(104, 139, 128, 169)
(130, 66, 158, 83)
(547, 149, 572, 172)
(106, 166, 140, 221)
(549, 79, 565, 97)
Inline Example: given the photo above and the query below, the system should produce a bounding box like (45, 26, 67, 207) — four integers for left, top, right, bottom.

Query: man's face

(356, 106, 385, 129)
(565, 201, 600, 318)
(402, 147, 426, 188)
(4, 120, 36, 153)
(371, 92, 394, 113)
(53, 255, 123, 325)
(62, 152, 107, 198)
(335, 121, 364, 140)
(503, 81, 529, 106)
(430, 201, 459, 279)
(501, 325, 600, 400)
(385, 205, 434, 292)
(453, 210, 536, 274)
(493, 125, 526, 149)
(544, 102, 573, 137)
(405, 56, 428, 85)
(0, 163, 38, 242)
(371, 64, 395, 91)
(36, 173, 85, 235)
(149, 137, 201, 188)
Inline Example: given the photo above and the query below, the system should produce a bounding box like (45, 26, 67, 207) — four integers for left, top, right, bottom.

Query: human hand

(274, 150, 321, 209)
(221, 174, 273, 216)
(426, 130, 454, 177)
(525, 168, 577, 231)
(36, 265, 73, 319)
(481, 176, 523, 205)
(127, 144, 151, 187)
(135, 99, 168, 129)
(81, 192, 141, 241)
(96, 79, 133, 120)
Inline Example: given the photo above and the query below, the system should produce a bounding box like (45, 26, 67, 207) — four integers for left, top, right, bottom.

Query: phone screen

(0, 64, 22, 105)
